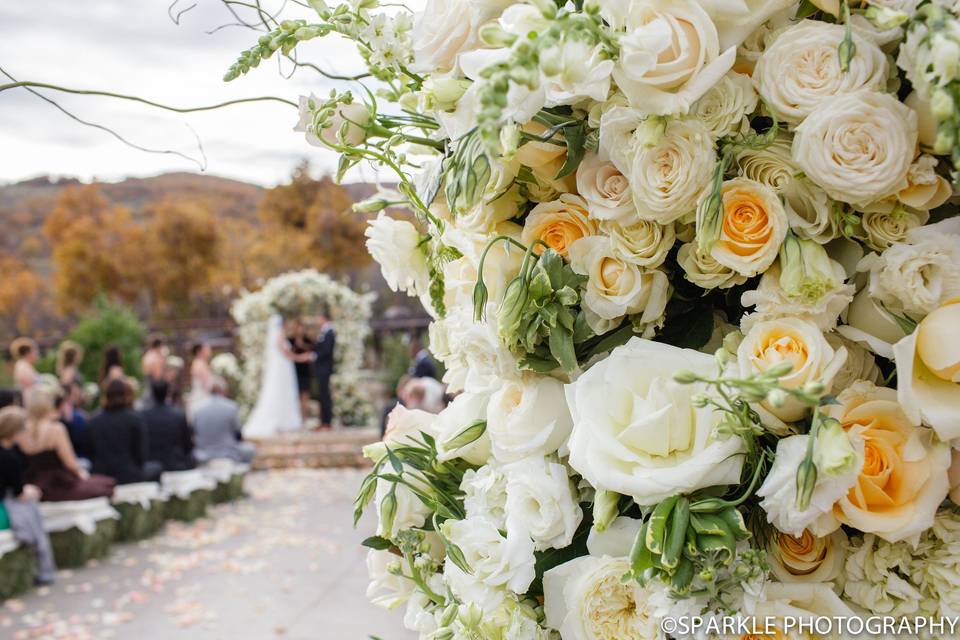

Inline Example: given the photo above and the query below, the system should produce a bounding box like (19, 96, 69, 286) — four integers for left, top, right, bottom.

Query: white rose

(677, 242, 749, 290)
(826, 331, 883, 393)
(601, 217, 675, 269)
(568, 236, 671, 335)
(409, 0, 511, 75)
(487, 373, 574, 463)
(461, 463, 507, 528)
(503, 456, 583, 551)
(365, 214, 430, 297)
(540, 39, 614, 106)
(575, 153, 634, 222)
(838, 287, 908, 358)
(792, 90, 918, 207)
(768, 529, 848, 584)
(442, 516, 536, 610)
(859, 208, 930, 251)
(629, 118, 716, 224)
(753, 21, 888, 126)
(543, 555, 661, 640)
(366, 549, 415, 610)
(601, 0, 736, 116)
(737, 317, 847, 423)
(436, 391, 493, 466)
(452, 185, 525, 234)
(428, 305, 519, 394)
(691, 71, 758, 137)
(699, 0, 799, 50)
(566, 338, 745, 505)
(894, 297, 960, 441)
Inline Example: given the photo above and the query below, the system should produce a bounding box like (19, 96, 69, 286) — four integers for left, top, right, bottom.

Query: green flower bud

(353, 197, 391, 213)
(766, 388, 788, 408)
(439, 603, 459, 627)
(592, 490, 620, 533)
(778, 233, 838, 304)
(795, 457, 818, 511)
(442, 420, 487, 452)
(864, 5, 909, 29)
(378, 487, 398, 538)
(814, 417, 857, 476)
(478, 23, 517, 48)
(931, 88, 955, 121)
(673, 370, 700, 385)
(459, 602, 483, 629)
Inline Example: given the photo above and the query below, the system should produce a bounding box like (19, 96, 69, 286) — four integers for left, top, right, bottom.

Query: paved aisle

(2, 469, 415, 640)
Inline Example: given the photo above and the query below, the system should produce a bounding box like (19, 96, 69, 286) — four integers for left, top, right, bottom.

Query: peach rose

(825, 382, 950, 544)
(768, 528, 847, 584)
(707, 177, 788, 277)
(521, 194, 598, 259)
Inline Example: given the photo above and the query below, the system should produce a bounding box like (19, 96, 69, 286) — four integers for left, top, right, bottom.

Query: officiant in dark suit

(313, 310, 336, 430)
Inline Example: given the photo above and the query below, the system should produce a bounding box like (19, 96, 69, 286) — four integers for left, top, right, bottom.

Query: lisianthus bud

(814, 417, 857, 476)
(442, 420, 486, 452)
(778, 233, 839, 305)
(592, 490, 620, 533)
(423, 77, 470, 111)
(353, 197, 391, 213)
(459, 603, 483, 629)
(378, 488, 398, 539)
(439, 603, 459, 627)
(478, 23, 517, 48)
(864, 5, 909, 30)
(795, 457, 818, 511)
(634, 117, 667, 148)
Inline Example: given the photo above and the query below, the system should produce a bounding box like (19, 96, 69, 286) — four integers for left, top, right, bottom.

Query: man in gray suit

(191, 378, 255, 464)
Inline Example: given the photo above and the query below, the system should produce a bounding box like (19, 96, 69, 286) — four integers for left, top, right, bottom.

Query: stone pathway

(1, 469, 413, 640)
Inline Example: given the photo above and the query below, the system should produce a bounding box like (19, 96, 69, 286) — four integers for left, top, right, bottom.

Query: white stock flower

(503, 456, 583, 551)
(629, 118, 716, 224)
(844, 533, 925, 617)
(753, 21, 888, 126)
(487, 374, 574, 463)
(568, 236, 671, 335)
(366, 549, 415, 610)
(540, 38, 614, 105)
(601, 217, 675, 269)
(409, 0, 511, 75)
(792, 90, 918, 207)
(428, 306, 519, 394)
(461, 463, 507, 528)
(566, 338, 745, 505)
(543, 556, 661, 640)
(575, 153, 634, 222)
(677, 242, 748, 290)
(691, 71, 758, 137)
(365, 214, 430, 297)
(601, 0, 736, 116)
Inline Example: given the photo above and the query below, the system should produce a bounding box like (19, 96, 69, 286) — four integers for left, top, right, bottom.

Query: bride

(242, 315, 312, 439)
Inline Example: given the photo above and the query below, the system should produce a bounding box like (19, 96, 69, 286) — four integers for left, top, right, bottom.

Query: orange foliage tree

(0, 252, 46, 337)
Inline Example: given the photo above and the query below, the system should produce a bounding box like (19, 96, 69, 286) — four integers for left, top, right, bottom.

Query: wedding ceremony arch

(230, 269, 375, 427)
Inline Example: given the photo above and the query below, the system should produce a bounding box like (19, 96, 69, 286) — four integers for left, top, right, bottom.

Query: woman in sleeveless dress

(11, 337, 40, 392)
(187, 342, 214, 418)
(17, 385, 114, 502)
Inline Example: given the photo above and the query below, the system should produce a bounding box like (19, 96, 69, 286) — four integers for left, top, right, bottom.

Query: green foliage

(66, 297, 146, 383)
(380, 334, 413, 393)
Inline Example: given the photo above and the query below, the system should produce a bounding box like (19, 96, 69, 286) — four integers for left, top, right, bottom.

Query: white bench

(160, 470, 216, 521)
(38, 498, 119, 567)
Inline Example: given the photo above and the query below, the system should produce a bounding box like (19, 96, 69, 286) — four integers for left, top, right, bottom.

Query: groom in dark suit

(313, 310, 336, 430)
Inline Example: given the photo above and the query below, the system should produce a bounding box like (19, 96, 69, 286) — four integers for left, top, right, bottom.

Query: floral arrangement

(230, 269, 375, 426)
(226, 0, 960, 636)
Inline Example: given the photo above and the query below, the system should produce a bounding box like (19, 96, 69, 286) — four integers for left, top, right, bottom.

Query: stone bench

(38, 498, 119, 568)
(161, 470, 216, 522)
(111, 482, 166, 542)
(0, 529, 35, 599)
(202, 460, 249, 504)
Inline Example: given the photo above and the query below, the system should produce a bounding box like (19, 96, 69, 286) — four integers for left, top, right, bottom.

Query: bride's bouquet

(228, 0, 960, 636)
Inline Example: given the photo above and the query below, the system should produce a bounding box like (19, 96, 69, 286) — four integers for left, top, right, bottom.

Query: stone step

(250, 426, 380, 470)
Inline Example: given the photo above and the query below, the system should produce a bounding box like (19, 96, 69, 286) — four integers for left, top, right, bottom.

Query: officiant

(312, 310, 335, 430)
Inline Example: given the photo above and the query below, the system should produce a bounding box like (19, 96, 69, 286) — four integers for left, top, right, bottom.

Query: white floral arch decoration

(230, 269, 375, 426)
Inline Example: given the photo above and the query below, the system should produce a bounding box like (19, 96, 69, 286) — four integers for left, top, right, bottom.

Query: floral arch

(230, 269, 375, 426)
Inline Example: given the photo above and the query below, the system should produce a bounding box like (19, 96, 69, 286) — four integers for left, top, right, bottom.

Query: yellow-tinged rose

(708, 178, 788, 277)
(521, 194, 597, 259)
(898, 154, 954, 212)
(894, 297, 960, 441)
(515, 122, 577, 199)
(949, 449, 960, 505)
(768, 529, 847, 584)
(825, 382, 950, 544)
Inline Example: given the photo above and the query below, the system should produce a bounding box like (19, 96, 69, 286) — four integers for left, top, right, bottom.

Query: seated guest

(56, 341, 85, 388)
(59, 381, 92, 463)
(0, 407, 57, 585)
(100, 345, 125, 386)
(0, 389, 21, 410)
(17, 385, 115, 502)
(88, 379, 162, 484)
(11, 338, 40, 391)
(192, 377, 255, 464)
(141, 380, 195, 472)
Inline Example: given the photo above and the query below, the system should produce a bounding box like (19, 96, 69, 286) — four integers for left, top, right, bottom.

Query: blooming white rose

(792, 90, 918, 207)
(601, 217, 675, 269)
(568, 236, 671, 335)
(503, 456, 583, 551)
(601, 0, 736, 116)
(753, 21, 888, 126)
(738, 317, 847, 423)
(436, 391, 492, 466)
(575, 153, 634, 222)
(629, 118, 716, 224)
(461, 463, 507, 528)
(366, 549, 415, 610)
(543, 555, 661, 640)
(677, 242, 748, 290)
(566, 338, 745, 505)
(409, 0, 511, 75)
(365, 214, 430, 297)
(487, 374, 574, 463)
(442, 516, 536, 611)
(367, 404, 439, 463)
(428, 306, 519, 394)
(698, 0, 799, 50)
(894, 297, 960, 441)
(691, 71, 758, 137)
(768, 528, 848, 584)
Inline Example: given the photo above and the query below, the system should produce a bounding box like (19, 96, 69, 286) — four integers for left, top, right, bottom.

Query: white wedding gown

(242, 314, 303, 439)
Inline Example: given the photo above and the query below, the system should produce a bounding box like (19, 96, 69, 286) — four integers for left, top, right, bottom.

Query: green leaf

(549, 325, 578, 373)
(519, 354, 560, 373)
(572, 311, 593, 344)
(541, 249, 565, 289)
(630, 520, 654, 578)
(579, 322, 635, 361)
(385, 446, 404, 474)
(361, 536, 394, 550)
(555, 123, 587, 179)
(528, 269, 553, 301)
(794, 0, 820, 18)
(660, 497, 689, 572)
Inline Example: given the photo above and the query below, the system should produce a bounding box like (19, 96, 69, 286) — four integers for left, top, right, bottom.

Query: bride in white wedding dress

(242, 314, 306, 439)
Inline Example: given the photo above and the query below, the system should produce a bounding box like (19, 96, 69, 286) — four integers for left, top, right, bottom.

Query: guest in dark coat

(313, 312, 336, 430)
(140, 380, 195, 472)
(88, 379, 162, 485)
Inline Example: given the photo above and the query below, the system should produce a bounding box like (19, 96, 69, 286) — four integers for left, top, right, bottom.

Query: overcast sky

(0, 0, 388, 186)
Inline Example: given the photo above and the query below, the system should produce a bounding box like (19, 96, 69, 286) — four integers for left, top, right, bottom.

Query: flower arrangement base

(164, 490, 212, 522)
(212, 474, 246, 503)
(0, 533, 35, 600)
(39, 498, 119, 568)
(112, 482, 165, 542)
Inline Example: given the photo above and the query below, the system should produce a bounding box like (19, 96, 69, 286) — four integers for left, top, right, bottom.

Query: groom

(313, 310, 336, 430)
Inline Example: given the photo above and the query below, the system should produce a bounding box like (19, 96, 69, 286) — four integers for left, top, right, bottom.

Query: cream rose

(575, 153, 634, 221)
(602, 0, 736, 116)
(737, 317, 847, 423)
(826, 332, 883, 393)
(568, 236, 671, 335)
(629, 118, 716, 224)
(691, 71, 758, 137)
(894, 297, 960, 442)
(487, 374, 574, 463)
(677, 242, 748, 290)
(543, 556, 661, 640)
(503, 456, 583, 551)
(753, 21, 888, 126)
(899, 154, 954, 211)
(410, 0, 511, 75)
(706, 177, 789, 277)
(566, 338, 745, 505)
(792, 91, 918, 207)
(521, 194, 597, 259)
(859, 208, 930, 251)
(601, 217, 675, 269)
(365, 214, 430, 297)
(768, 529, 848, 584)
(825, 382, 951, 544)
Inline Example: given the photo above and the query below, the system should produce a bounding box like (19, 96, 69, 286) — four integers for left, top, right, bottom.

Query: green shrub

(49, 519, 117, 568)
(0, 546, 35, 599)
(67, 298, 146, 383)
(165, 489, 212, 522)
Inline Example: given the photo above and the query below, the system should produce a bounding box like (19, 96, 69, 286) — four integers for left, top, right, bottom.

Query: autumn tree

(0, 251, 46, 338)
